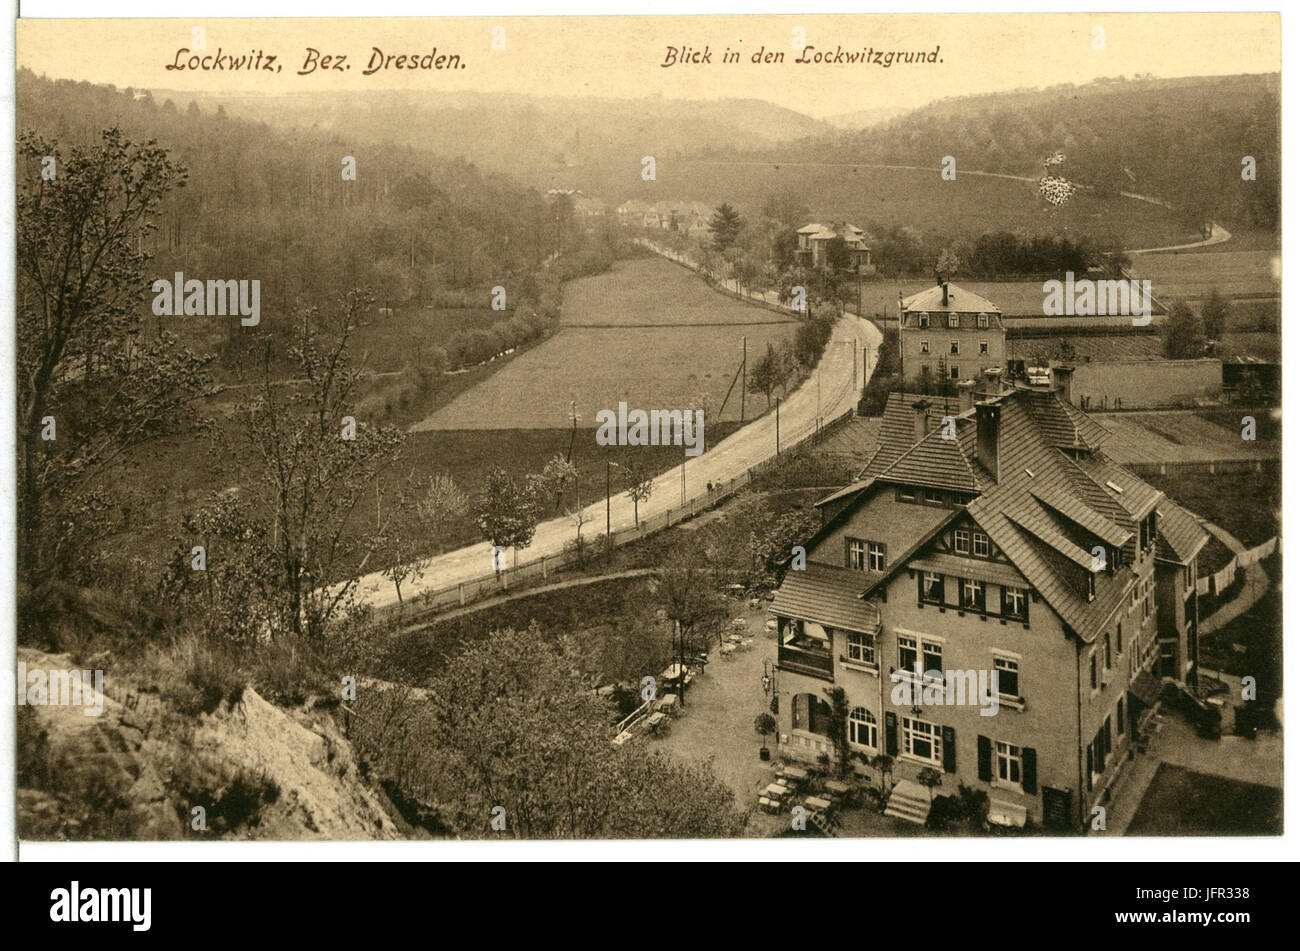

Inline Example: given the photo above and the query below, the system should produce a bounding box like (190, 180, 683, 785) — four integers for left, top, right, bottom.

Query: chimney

(958, 380, 977, 414)
(981, 366, 1003, 399)
(976, 402, 1001, 481)
(1051, 364, 1075, 405)
(942, 282, 950, 307)
(912, 399, 931, 443)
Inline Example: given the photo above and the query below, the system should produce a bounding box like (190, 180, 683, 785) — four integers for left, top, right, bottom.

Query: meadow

(413, 257, 803, 430)
(1132, 248, 1280, 302)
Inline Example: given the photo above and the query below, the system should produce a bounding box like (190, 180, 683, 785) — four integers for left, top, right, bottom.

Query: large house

(899, 279, 1006, 384)
(796, 222, 871, 270)
(769, 370, 1207, 830)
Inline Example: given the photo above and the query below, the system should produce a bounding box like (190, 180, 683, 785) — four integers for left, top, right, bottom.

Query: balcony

(778, 642, 834, 680)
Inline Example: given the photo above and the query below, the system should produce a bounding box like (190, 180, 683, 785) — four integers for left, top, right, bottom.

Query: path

(1198, 520, 1272, 636)
(345, 251, 883, 613)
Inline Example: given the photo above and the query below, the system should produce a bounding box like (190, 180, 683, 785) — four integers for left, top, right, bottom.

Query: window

(980, 341, 989, 355)
(950, 364, 960, 380)
(994, 656, 1020, 699)
(867, 541, 886, 572)
(1104, 632, 1112, 669)
(917, 313, 930, 329)
(996, 741, 1023, 788)
(898, 486, 916, 501)
(924, 488, 944, 504)
(977, 313, 990, 329)
(961, 578, 985, 611)
(921, 572, 944, 604)
(898, 635, 918, 671)
(847, 538, 866, 570)
(923, 639, 943, 675)
(1002, 586, 1027, 620)
(902, 716, 944, 764)
(920, 339, 930, 355)
(1116, 623, 1123, 654)
(846, 631, 877, 667)
(954, 529, 971, 553)
(948, 314, 959, 328)
(1117, 696, 1126, 736)
(849, 708, 878, 749)
(972, 531, 991, 557)
(1090, 653, 1098, 690)
(949, 340, 960, 355)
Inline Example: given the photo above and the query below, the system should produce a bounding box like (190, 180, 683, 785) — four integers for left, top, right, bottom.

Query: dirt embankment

(19, 646, 404, 841)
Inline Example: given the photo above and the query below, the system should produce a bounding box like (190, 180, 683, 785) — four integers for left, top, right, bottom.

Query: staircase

(884, 779, 933, 825)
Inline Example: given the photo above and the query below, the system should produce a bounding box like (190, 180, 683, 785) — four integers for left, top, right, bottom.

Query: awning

(1130, 670, 1160, 707)
(770, 563, 880, 634)
(988, 800, 1027, 828)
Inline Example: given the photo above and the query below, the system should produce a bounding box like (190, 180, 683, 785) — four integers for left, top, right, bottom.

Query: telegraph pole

(776, 397, 781, 455)
(741, 335, 747, 422)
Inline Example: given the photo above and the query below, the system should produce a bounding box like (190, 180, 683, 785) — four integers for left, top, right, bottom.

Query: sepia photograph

(8, 5, 1286, 875)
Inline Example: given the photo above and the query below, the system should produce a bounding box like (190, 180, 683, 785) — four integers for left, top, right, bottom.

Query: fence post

(458, 582, 465, 606)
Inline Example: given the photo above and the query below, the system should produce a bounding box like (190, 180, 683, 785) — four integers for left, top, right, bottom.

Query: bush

(152, 635, 247, 717)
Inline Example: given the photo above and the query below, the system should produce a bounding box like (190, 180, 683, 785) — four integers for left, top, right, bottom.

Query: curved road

(347, 256, 882, 612)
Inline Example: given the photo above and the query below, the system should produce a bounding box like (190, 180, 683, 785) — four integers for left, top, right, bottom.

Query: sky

(17, 13, 1281, 118)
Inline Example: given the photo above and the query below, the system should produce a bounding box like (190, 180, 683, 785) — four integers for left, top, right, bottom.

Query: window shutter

(942, 726, 957, 773)
(976, 734, 992, 782)
(885, 711, 899, 756)
(1022, 747, 1037, 794)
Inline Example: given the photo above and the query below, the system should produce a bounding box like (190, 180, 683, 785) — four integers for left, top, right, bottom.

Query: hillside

(148, 89, 830, 187)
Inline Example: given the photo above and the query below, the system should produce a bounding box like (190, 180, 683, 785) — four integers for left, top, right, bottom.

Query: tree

(17, 128, 210, 587)
(1162, 299, 1206, 359)
(416, 473, 469, 554)
(1201, 287, 1231, 344)
(474, 467, 542, 571)
(707, 202, 744, 252)
(936, 247, 963, 277)
(657, 559, 729, 706)
(239, 291, 406, 641)
(419, 626, 745, 838)
(619, 462, 655, 527)
(754, 713, 777, 755)
(748, 342, 787, 409)
(823, 685, 852, 778)
(869, 753, 895, 797)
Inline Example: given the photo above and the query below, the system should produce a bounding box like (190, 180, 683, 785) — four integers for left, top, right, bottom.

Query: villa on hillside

(899, 279, 1007, 384)
(768, 369, 1207, 831)
(796, 222, 872, 270)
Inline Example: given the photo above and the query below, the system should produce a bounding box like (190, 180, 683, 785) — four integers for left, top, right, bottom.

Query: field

(623, 164, 1200, 250)
(413, 257, 802, 430)
(1131, 248, 1280, 302)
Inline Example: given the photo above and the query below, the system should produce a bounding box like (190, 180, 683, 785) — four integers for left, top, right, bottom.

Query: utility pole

(680, 454, 686, 505)
(776, 397, 781, 455)
(741, 335, 747, 422)
(605, 460, 612, 565)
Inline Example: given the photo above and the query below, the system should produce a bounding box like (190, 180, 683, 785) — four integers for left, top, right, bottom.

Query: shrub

(152, 635, 247, 717)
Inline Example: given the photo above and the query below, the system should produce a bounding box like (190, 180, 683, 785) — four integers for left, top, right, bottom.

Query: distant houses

(795, 222, 871, 270)
(615, 199, 712, 235)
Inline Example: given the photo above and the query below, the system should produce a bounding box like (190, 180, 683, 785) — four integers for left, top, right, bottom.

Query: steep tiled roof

(1155, 499, 1210, 565)
(1024, 390, 1109, 450)
(771, 563, 881, 633)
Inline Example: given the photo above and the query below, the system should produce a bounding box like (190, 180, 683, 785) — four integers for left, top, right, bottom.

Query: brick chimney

(912, 399, 932, 443)
(942, 281, 950, 307)
(958, 380, 977, 414)
(1051, 364, 1075, 405)
(976, 402, 1000, 482)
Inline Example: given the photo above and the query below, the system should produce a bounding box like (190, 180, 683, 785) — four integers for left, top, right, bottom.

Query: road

(345, 252, 882, 612)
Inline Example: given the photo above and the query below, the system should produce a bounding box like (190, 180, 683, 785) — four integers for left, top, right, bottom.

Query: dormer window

(977, 313, 990, 329)
(948, 314, 960, 328)
(917, 312, 930, 328)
